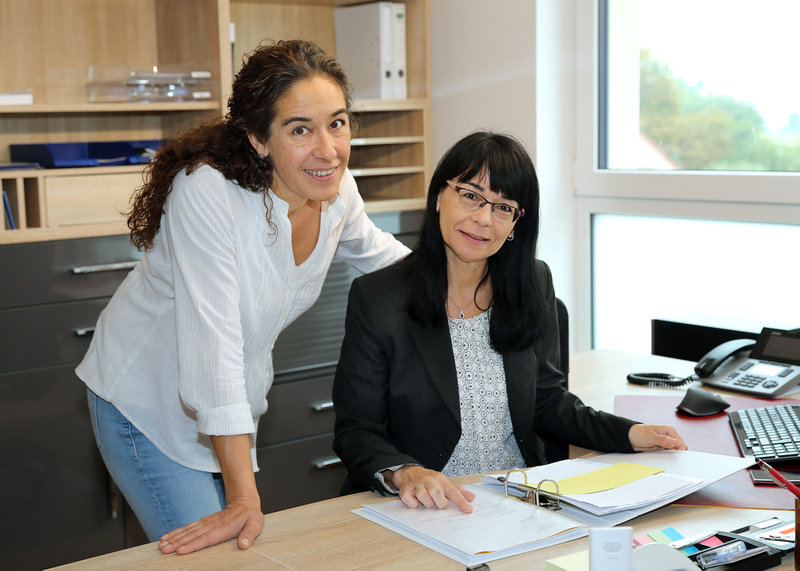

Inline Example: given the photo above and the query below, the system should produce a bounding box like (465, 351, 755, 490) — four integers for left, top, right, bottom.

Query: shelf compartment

(354, 109, 424, 139)
(1, 174, 41, 231)
(0, 110, 218, 164)
(44, 171, 142, 227)
(349, 140, 425, 171)
(1, 166, 143, 237)
(355, 170, 427, 201)
(2, 178, 22, 230)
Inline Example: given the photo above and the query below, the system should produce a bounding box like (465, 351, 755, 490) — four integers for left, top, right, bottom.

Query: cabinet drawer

(45, 172, 142, 227)
(0, 298, 107, 373)
(0, 236, 141, 309)
(257, 373, 335, 447)
(0, 364, 125, 569)
(255, 434, 346, 514)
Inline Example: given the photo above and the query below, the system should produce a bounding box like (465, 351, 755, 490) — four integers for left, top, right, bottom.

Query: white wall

(430, 0, 578, 348)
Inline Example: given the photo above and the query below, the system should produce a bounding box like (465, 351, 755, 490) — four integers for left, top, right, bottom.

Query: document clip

(502, 469, 561, 511)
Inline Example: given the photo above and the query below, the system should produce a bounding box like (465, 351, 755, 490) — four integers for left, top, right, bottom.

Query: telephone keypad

(734, 374, 766, 388)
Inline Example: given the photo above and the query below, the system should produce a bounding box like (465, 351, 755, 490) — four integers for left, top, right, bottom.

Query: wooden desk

(49, 350, 796, 570)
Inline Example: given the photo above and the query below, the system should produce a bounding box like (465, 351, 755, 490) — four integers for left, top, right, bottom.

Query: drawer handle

(312, 401, 334, 412)
(313, 457, 343, 470)
(75, 327, 96, 337)
(72, 260, 139, 274)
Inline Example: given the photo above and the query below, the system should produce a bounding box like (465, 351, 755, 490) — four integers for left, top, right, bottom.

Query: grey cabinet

(0, 235, 144, 571)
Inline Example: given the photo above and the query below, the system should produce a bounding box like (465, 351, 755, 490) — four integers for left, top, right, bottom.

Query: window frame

(572, 0, 800, 352)
(576, 0, 800, 204)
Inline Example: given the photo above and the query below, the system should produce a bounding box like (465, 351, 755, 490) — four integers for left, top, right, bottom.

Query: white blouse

(77, 166, 409, 473)
(442, 310, 526, 477)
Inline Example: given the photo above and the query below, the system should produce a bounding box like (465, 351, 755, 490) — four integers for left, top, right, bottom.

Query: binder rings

(334, 2, 407, 100)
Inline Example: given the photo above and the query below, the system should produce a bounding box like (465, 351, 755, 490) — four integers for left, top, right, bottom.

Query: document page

(356, 484, 583, 562)
(590, 449, 754, 483)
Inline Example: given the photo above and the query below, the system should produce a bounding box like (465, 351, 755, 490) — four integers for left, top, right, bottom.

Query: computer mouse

(676, 387, 731, 417)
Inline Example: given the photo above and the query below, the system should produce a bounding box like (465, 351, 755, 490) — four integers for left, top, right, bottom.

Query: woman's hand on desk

(158, 434, 264, 555)
(629, 424, 688, 452)
(386, 465, 476, 513)
(157, 496, 264, 555)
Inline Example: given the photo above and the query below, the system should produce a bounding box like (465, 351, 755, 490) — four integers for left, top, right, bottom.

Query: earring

(506, 232, 514, 242)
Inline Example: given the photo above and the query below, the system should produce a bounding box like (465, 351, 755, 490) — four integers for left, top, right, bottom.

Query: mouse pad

(614, 394, 800, 510)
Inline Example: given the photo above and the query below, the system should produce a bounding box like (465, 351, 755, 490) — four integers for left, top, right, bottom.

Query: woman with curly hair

(76, 40, 408, 554)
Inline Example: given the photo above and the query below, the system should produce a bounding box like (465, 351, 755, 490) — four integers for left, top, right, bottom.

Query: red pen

(757, 459, 800, 499)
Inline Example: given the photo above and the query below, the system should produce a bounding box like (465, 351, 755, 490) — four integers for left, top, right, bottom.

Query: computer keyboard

(729, 405, 800, 463)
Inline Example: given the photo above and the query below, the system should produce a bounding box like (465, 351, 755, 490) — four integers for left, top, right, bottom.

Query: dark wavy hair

(127, 39, 355, 250)
(405, 131, 545, 352)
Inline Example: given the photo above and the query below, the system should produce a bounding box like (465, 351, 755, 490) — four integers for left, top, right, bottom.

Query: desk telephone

(695, 328, 800, 397)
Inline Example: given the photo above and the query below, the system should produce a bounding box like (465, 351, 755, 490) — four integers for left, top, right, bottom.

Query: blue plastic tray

(10, 140, 166, 168)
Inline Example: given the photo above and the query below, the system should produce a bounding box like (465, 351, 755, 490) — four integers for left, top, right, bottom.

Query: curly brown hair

(127, 39, 356, 250)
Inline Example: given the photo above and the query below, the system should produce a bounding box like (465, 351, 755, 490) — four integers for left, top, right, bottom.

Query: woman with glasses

(332, 131, 686, 512)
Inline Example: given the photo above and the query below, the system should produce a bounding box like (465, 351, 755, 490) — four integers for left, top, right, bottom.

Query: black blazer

(332, 257, 637, 495)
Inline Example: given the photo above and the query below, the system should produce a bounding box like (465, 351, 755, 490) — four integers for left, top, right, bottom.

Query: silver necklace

(447, 293, 474, 319)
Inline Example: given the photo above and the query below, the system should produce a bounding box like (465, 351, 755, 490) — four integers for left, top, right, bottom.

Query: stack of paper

(481, 458, 702, 516)
(354, 450, 754, 566)
(356, 484, 586, 567)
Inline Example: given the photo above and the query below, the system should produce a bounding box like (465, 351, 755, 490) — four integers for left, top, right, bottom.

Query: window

(603, 0, 800, 173)
(571, 0, 800, 352)
(592, 214, 800, 354)
(575, 0, 800, 203)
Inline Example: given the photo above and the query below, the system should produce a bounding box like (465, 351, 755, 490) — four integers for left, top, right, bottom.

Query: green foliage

(639, 48, 800, 171)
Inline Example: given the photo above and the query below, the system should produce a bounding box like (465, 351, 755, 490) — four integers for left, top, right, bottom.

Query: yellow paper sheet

(536, 462, 664, 495)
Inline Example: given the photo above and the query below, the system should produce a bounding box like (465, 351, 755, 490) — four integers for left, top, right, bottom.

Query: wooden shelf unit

(0, 0, 432, 244)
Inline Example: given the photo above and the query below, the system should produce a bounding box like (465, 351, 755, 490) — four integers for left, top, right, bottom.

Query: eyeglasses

(446, 180, 524, 223)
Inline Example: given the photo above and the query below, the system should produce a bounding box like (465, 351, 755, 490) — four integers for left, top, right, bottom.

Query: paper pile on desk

(482, 458, 701, 516)
(356, 484, 586, 566)
(485, 450, 753, 522)
(354, 450, 754, 566)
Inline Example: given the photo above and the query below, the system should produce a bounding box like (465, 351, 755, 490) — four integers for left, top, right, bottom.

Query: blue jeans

(87, 389, 226, 542)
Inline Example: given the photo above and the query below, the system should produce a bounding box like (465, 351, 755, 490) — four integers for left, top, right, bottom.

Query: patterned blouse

(442, 309, 526, 477)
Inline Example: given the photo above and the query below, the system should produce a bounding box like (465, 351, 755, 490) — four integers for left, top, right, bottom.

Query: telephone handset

(696, 328, 800, 397)
(694, 338, 755, 378)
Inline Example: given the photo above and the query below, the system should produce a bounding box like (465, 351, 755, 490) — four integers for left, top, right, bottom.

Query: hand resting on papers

(628, 423, 688, 452)
(384, 465, 476, 513)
